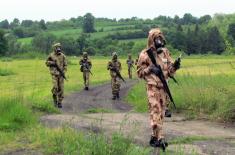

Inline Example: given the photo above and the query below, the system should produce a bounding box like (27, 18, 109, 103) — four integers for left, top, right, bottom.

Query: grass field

(17, 24, 142, 45)
(0, 56, 142, 154)
(1, 55, 235, 154)
(0, 56, 133, 110)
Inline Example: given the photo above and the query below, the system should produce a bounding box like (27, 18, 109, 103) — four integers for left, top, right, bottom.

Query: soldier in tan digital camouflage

(107, 52, 122, 100)
(137, 28, 180, 151)
(46, 43, 67, 108)
(79, 52, 92, 90)
(126, 54, 134, 79)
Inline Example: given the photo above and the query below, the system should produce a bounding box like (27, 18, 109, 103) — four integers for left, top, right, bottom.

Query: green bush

(0, 68, 15, 76)
(0, 97, 36, 131)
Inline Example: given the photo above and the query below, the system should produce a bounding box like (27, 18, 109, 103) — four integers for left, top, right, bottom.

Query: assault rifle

(82, 62, 93, 75)
(146, 48, 176, 109)
(49, 57, 67, 80)
(110, 66, 125, 83)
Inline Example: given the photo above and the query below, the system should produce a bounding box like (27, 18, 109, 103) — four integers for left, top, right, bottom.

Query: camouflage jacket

(45, 51, 67, 76)
(137, 28, 177, 87)
(79, 58, 92, 72)
(107, 60, 122, 77)
(126, 59, 134, 68)
(137, 48, 176, 86)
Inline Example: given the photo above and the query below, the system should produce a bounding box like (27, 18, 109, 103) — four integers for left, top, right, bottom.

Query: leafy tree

(173, 15, 180, 24)
(32, 33, 56, 53)
(0, 20, 10, 29)
(58, 36, 77, 55)
(84, 47, 96, 55)
(207, 26, 225, 54)
(182, 13, 197, 25)
(21, 20, 34, 27)
(0, 29, 8, 55)
(82, 13, 96, 33)
(10, 18, 20, 28)
(39, 19, 47, 30)
(103, 45, 118, 56)
(13, 27, 25, 38)
(198, 15, 212, 24)
(76, 33, 90, 53)
(167, 26, 186, 52)
(228, 23, 235, 40)
(5, 34, 22, 55)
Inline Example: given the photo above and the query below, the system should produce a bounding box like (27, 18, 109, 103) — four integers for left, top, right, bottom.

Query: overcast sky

(1, 0, 235, 21)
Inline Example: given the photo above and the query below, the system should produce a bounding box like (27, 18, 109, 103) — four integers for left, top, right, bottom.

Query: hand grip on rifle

(173, 54, 181, 70)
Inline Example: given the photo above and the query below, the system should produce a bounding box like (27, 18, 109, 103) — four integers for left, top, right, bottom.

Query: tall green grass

(27, 126, 151, 155)
(0, 97, 36, 131)
(173, 73, 235, 121)
(44, 131, 149, 155)
(127, 72, 235, 122)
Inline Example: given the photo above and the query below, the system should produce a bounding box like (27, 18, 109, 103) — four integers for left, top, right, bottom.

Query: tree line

(1, 13, 235, 56)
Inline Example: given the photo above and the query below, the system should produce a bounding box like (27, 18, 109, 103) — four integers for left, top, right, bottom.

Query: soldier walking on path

(137, 28, 181, 151)
(126, 54, 134, 79)
(46, 43, 67, 108)
(107, 52, 123, 100)
(79, 52, 92, 90)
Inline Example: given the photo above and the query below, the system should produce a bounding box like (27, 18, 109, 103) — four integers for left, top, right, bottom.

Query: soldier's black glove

(150, 65, 161, 75)
(173, 57, 181, 70)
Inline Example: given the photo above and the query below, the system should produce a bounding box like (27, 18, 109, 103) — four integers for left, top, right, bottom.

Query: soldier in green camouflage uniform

(46, 43, 67, 108)
(107, 52, 122, 100)
(126, 54, 134, 79)
(79, 52, 92, 90)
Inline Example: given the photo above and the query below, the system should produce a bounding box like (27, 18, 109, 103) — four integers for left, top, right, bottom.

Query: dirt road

(40, 80, 235, 155)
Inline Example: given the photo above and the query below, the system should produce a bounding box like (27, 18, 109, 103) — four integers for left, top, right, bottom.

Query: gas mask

(154, 37, 165, 49)
(55, 47, 61, 53)
(113, 55, 117, 61)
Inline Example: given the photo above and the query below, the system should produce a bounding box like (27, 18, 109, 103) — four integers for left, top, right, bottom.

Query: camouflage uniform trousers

(111, 76, 120, 96)
(83, 71, 90, 87)
(146, 84, 167, 140)
(51, 75, 64, 103)
(128, 67, 132, 79)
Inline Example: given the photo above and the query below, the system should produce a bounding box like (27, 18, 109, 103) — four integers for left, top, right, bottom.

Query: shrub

(0, 97, 36, 131)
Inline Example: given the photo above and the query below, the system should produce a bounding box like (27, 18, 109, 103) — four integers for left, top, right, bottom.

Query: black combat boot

(149, 136, 158, 147)
(165, 109, 172, 117)
(53, 95, 57, 107)
(158, 138, 168, 152)
(57, 102, 62, 108)
(149, 136, 168, 152)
